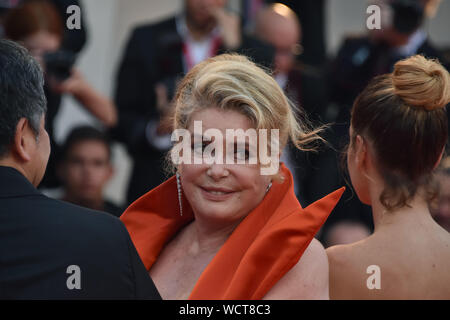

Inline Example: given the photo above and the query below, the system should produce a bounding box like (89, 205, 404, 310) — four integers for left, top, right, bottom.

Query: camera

(43, 50, 76, 82)
(391, 0, 425, 34)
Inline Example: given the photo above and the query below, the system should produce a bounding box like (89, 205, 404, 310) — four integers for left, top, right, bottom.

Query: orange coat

(121, 164, 344, 299)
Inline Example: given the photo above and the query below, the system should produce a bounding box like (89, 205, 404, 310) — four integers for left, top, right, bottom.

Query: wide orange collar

(121, 164, 344, 299)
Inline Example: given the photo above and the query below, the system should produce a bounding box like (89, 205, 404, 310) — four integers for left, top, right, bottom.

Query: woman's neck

(186, 216, 242, 255)
(370, 188, 435, 232)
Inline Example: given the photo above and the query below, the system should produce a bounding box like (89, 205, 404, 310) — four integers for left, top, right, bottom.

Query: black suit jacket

(0, 166, 161, 299)
(113, 16, 274, 203)
(329, 35, 446, 127)
(283, 65, 330, 207)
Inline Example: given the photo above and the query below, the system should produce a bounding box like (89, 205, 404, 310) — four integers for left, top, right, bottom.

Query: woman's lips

(200, 186, 236, 201)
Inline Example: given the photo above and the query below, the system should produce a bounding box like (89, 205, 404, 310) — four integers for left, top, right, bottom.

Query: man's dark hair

(61, 125, 112, 161)
(0, 39, 47, 157)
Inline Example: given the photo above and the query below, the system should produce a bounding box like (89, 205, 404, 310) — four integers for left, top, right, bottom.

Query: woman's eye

(235, 149, 249, 161)
(192, 143, 210, 155)
(192, 144, 203, 154)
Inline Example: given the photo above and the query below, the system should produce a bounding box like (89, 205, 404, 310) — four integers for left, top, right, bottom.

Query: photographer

(1, 0, 87, 54)
(4, 0, 117, 188)
(329, 0, 445, 125)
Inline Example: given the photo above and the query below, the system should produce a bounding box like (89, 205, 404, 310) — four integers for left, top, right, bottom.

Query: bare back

(327, 220, 450, 299)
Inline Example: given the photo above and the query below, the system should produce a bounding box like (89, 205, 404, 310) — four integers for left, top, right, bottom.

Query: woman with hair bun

(327, 55, 450, 299)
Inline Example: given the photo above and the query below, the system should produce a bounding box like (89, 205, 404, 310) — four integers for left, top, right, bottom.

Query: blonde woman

(121, 54, 344, 300)
(327, 55, 450, 299)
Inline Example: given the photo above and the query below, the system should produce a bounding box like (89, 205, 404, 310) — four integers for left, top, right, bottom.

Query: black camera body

(391, 0, 425, 34)
(43, 50, 76, 81)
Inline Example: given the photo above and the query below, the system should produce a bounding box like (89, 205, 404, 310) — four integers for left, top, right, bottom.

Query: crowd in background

(1, 0, 449, 248)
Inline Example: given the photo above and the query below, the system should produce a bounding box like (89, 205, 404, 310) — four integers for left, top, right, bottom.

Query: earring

(266, 181, 272, 193)
(176, 172, 183, 216)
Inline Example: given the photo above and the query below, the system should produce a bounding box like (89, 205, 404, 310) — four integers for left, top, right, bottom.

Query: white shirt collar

(394, 29, 427, 57)
(275, 73, 288, 90)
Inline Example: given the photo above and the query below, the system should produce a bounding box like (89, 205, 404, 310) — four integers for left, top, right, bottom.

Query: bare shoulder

(263, 238, 329, 300)
(326, 243, 353, 271)
(326, 241, 370, 299)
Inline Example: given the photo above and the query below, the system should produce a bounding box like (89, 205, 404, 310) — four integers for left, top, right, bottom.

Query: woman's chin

(192, 202, 242, 222)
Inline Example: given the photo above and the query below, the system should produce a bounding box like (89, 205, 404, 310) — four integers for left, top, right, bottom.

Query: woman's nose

(206, 163, 229, 180)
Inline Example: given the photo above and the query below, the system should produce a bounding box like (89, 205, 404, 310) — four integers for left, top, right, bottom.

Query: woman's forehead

(187, 107, 255, 132)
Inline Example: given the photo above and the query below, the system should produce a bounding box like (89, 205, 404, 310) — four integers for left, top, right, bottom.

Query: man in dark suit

(330, 0, 446, 130)
(253, 3, 329, 206)
(114, 0, 274, 204)
(0, 39, 160, 299)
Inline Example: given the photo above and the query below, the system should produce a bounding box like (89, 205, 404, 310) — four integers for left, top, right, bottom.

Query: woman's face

(179, 107, 272, 224)
(21, 31, 61, 68)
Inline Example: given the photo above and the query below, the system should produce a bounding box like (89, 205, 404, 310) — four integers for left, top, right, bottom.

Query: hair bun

(392, 55, 450, 111)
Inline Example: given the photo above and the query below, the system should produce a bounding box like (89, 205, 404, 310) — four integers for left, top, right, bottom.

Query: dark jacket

(0, 166, 161, 299)
(329, 35, 446, 127)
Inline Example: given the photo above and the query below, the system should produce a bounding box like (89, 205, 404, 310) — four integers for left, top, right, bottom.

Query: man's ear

(13, 118, 34, 162)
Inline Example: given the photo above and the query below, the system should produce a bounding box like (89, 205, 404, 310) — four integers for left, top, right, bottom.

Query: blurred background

(52, 0, 450, 206)
(1, 0, 449, 245)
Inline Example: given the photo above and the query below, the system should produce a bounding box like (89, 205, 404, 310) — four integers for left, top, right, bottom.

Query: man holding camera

(3, 0, 117, 188)
(329, 0, 446, 118)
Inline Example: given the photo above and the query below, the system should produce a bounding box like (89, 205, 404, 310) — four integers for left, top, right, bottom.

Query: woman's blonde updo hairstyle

(351, 54, 450, 210)
(169, 53, 324, 178)
(392, 55, 450, 110)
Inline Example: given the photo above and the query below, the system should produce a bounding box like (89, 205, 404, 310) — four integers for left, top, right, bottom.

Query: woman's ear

(433, 147, 445, 170)
(354, 135, 367, 171)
